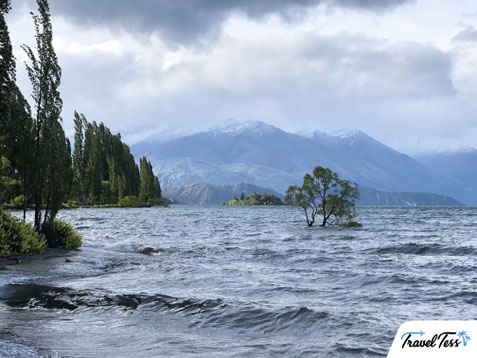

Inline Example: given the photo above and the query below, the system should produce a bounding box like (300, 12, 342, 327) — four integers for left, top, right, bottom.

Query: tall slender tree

(0, 0, 16, 207)
(72, 111, 87, 202)
(0, 0, 34, 218)
(22, 0, 71, 233)
(139, 156, 161, 206)
(0, 0, 14, 137)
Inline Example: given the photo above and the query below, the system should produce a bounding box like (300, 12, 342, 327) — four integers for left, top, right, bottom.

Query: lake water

(1, 206, 476, 357)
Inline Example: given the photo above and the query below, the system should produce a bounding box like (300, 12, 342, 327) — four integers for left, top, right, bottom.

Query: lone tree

(285, 166, 359, 227)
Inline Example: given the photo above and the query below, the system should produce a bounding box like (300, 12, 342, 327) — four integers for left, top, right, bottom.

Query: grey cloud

(452, 26, 477, 43)
(62, 33, 454, 139)
(19, 0, 410, 42)
(334, 0, 411, 10)
(282, 35, 454, 100)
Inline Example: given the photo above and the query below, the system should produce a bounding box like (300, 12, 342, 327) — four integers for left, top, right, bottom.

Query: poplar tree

(0, 0, 16, 206)
(139, 157, 161, 206)
(22, 0, 71, 232)
(0, 0, 14, 139)
(154, 176, 161, 201)
(72, 111, 87, 202)
(0, 0, 34, 217)
(71, 113, 145, 205)
(139, 157, 153, 205)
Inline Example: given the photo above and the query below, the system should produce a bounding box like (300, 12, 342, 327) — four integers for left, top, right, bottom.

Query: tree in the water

(285, 166, 359, 227)
(22, 0, 72, 233)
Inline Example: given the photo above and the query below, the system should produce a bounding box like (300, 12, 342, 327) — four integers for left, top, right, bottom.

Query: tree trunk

(34, 193, 41, 230)
(321, 213, 327, 227)
(308, 211, 315, 227)
(22, 175, 27, 221)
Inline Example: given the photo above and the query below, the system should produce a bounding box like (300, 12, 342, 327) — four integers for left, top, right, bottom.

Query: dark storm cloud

(23, 0, 410, 41)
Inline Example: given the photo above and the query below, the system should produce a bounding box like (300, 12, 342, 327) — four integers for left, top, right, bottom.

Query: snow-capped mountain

(208, 118, 277, 137)
(131, 119, 475, 205)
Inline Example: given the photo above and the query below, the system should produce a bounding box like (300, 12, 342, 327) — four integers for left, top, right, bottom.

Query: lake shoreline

(0, 248, 73, 267)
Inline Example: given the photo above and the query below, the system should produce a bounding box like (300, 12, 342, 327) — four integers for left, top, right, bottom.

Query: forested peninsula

(0, 0, 164, 257)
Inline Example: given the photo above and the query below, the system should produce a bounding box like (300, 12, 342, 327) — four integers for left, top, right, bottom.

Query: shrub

(118, 196, 144, 207)
(0, 211, 47, 256)
(343, 221, 363, 228)
(10, 195, 24, 209)
(227, 198, 240, 205)
(43, 219, 83, 250)
(148, 197, 170, 207)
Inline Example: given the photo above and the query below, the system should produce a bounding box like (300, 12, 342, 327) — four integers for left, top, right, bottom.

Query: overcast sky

(6, 0, 477, 152)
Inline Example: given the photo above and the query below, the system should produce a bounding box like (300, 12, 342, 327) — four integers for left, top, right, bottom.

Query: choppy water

(1, 206, 476, 357)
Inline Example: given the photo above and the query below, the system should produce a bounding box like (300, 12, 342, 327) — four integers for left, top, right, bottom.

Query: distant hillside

(163, 183, 462, 206)
(414, 148, 477, 205)
(132, 119, 473, 204)
(358, 187, 463, 206)
(162, 183, 284, 205)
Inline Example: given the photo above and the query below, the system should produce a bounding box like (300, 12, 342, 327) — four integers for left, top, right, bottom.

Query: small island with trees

(226, 192, 284, 206)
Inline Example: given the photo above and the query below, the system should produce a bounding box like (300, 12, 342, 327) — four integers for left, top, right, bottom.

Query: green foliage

(148, 197, 170, 207)
(100, 180, 111, 204)
(10, 195, 24, 209)
(42, 219, 82, 249)
(342, 221, 363, 228)
(0, 0, 84, 255)
(1, 2, 34, 214)
(285, 166, 360, 227)
(0, 1, 11, 14)
(0, 156, 11, 204)
(70, 114, 151, 207)
(72, 111, 87, 202)
(0, 210, 47, 256)
(22, 0, 72, 230)
(228, 198, 240, 205)
(0, 0, 15, 129)
(118, 195, 144, 208)
(139, 157, 161, 206)
(227, 193, 284, 206)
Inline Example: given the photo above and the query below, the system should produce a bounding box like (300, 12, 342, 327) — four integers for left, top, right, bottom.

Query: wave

(0, 283, 329, 332)
(0, 284, 141, 310)
(0, 339, 43, 358)
(371, 243, 477, 256)
(200, 306, 329, 333)
(132, 245, 166, 255)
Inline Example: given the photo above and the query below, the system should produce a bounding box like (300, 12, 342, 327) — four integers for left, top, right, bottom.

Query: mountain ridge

(162, 182, 463, 206)
(132, 119, 475, 205)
